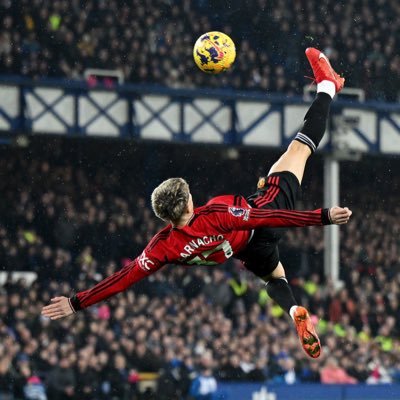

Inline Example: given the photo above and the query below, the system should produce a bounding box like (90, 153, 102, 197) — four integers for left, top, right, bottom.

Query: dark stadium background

(1, 1, 400, 400)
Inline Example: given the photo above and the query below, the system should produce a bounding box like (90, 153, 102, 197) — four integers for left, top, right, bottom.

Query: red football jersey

(71, 195, 330, 310)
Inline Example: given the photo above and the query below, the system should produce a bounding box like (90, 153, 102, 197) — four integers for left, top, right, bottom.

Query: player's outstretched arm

(42, 256, 162, 320)
(219, 204, 352, 231)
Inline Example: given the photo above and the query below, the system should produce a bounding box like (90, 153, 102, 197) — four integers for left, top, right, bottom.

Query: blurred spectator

(218, 355, 247, 381)
(366, 360, 392, 384)
(0, 0, 398, 100)
(46, 358, 76, 400)
(105, 353, 138, 400)
(203, 269, 232, 309)
(189, 369, 217, 400)
(0, 352, 15, 400)
(156, 355, 192, 400)
(24, 376, 47, 400)
(299, 362, 320, 383)
(0, 140, 399, 399)
(320, 357, 357, 384)
(246, 358, 268, 382)
(270, 354, 297, 385)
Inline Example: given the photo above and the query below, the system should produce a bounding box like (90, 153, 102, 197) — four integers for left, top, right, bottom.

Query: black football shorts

(236, 171, 301, 278)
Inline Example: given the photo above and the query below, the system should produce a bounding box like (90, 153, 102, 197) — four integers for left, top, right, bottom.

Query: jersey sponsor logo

(138, 251, 155, 271)
(229, 207, 250, 221)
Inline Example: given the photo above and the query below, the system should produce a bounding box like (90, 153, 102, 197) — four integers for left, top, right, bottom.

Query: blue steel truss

(0, 76, 400, 154)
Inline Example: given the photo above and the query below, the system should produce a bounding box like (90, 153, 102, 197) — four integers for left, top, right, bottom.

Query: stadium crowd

(0, 0, 400, 101)
(0, 140, 399, 399)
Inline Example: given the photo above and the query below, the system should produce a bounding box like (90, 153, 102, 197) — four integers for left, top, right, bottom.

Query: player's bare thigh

(261, 261, 286, 282)
(268, 141, 312, 185)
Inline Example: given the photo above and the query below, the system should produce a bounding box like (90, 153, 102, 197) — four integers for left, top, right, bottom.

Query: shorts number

(187, 240, 233, 266)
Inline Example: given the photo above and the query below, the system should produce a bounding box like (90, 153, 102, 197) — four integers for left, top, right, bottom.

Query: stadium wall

(0, 77, 400, 154)
(215, 383, 400, 400)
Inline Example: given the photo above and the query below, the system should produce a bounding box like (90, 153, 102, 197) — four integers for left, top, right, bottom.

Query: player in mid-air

(43, 48, 348, 359)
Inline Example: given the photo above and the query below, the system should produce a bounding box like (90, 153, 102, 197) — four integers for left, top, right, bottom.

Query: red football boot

(293, 306, 321, 358)
(305, 47, 345, 93)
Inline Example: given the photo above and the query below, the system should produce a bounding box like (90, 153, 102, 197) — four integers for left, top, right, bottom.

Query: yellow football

(193, 31, 236, 74)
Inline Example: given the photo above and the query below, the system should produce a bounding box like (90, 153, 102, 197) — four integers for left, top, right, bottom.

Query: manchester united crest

(257, 177, 266, 189)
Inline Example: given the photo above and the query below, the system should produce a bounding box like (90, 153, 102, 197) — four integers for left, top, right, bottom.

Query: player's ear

(186, 193, 193, 213)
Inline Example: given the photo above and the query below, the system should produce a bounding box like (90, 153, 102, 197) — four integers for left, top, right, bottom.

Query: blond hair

(151, 178, 190, 222)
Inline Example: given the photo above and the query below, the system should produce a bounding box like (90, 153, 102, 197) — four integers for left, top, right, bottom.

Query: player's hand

(329, 206, 352, 224)
(41, 296, 75, 320)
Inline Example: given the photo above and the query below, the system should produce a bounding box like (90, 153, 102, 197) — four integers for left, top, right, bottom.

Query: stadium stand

(0, 0, 399, 100)
(1, 1, 400, 398)
(0, 139, 399, 399)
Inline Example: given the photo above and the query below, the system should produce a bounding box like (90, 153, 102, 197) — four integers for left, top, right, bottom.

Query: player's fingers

(42, 307, 57, 314)
(42, 312, 57, 319)
(331, 213, 345, 223)
(338, 209, 349, 215)
(334, 214, 348, 223)
(342, 207, 352, 216)
(41, 308, 61, 316)
(42, 303, 61, 312)
(49, 313, 67, 320)
(44, 311, 67, 319)
(44, 311, 61, 318)
(51, 297, 64, 303)
(51, 315, 66, 320)
(336, 210, 351, 221)
(42, 305, 63, 315)
(332, 208, 344, 215)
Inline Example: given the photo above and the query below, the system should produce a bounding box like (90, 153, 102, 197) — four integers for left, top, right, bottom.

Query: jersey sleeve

(69, 248, 163, 311)
(214, 204, 331, 231)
